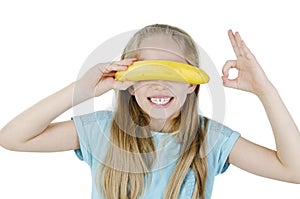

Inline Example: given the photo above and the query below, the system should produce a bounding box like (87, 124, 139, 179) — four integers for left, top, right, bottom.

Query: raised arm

(0, 83, 77, 152)
(223, 30, 300, 183)
(0, 59, 136, 152)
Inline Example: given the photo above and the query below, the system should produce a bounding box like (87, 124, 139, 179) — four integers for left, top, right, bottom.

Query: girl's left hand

(222, 30, 275, 97)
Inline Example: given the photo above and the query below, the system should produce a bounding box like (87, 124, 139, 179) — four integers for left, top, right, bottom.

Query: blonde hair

(96, 24, 208, 199)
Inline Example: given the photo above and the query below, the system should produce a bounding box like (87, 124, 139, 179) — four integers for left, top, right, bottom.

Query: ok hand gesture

(222, 30, 275, 97)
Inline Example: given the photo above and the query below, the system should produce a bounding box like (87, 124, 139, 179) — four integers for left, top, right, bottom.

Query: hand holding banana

(73, 59, 136, 104)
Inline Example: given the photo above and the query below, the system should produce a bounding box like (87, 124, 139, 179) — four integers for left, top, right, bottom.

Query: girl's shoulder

(199, 115, 237, 137)
(73, 110, 114, 165)
(73, 110, 113, 123)
(199, 115, 240, 175)
(72, 110, 114, 146)
(72, 110, 114, 134)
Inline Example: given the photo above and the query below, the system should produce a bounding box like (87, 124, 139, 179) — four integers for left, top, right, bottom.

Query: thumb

(222, 60, 238, 89)
(113, 81, 134, 91)
(221, 75, 238, 89)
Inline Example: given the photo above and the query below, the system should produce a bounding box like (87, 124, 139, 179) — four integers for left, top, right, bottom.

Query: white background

(1, 0, 300, 198)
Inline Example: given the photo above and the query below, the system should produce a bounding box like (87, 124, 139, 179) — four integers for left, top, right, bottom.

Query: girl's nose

(149, 81, 169, 90)
(133, 80, 171, 92)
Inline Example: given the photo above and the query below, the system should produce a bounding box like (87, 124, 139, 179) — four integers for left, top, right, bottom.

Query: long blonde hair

(97, 24, 208, 199)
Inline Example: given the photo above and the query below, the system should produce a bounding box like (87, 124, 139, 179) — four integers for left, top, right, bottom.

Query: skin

(0, 30, 300, 185)
(225, 30, 300, 182)
(129, 80, 196, 132)
(129, 34, 197, 131)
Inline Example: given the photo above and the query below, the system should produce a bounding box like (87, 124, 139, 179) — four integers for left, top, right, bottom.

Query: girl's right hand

(73, 58, 137, 104)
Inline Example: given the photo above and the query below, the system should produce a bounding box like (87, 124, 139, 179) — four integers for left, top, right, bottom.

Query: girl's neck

(148, 110, 181, 133)
(149, 118, 177, 133)
(149, 119, 168, 132)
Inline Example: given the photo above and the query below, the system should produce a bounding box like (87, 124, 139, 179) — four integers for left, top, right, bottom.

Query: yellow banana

(115, 60, 209, 84)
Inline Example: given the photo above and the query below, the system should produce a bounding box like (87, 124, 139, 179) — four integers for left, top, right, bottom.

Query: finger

(235, 32, 254, 59)
(222, 60, 237, 76)
(104, 58, 137, 71)
(101, 64, 128, 73)
(221, 75, 238, 89)
(228, 30, 240, 57)
(113, 81, 135, 90)
(115, 58, 138, 66)
(235, 31, 247, 57)
(235, 31, 250, 49)
(102, 58, 137, 73)
(102, 71, 116, 77)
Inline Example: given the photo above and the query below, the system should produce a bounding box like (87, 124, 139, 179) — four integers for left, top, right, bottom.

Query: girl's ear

(128, 86, 135, 95)
(187, 84, 197, 94)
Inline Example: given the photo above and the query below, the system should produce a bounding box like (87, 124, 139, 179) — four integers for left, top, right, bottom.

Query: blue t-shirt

(72, 111, 240, 199)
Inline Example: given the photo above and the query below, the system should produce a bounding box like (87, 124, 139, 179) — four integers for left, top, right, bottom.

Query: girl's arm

(223, 30, 300, 183)
(0, 59, 136, 152)
(0, 83, 78, 152)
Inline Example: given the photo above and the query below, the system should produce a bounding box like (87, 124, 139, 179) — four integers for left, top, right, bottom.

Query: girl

(0, 24, 300, 199)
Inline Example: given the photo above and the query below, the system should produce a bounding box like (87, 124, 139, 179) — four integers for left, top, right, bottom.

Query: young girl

(0, 24, 299, 199)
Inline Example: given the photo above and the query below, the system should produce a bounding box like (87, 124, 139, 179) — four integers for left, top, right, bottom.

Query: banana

(115, 60, 209, 84)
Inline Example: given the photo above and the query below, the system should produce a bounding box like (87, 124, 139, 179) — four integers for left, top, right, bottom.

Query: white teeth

(150, 97, 171, 105)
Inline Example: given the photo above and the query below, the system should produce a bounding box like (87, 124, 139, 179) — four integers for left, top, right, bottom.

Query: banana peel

(115, 60, 209, 84)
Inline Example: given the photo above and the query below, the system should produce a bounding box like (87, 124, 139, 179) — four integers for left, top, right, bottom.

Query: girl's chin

(147, 110, 180, 121)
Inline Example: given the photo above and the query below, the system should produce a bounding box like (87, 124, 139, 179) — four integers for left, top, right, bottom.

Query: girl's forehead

(138, 49, 187, 63)
(138, 35, 186, 63)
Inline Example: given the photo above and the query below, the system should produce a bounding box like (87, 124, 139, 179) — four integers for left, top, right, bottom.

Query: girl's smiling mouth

(147, 96, 174, 106)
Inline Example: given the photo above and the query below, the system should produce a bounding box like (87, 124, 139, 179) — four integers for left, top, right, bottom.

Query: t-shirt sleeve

(216, 128, 240, 174)
(205, 119, 240, 175)
(72, 111, 113, 167)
